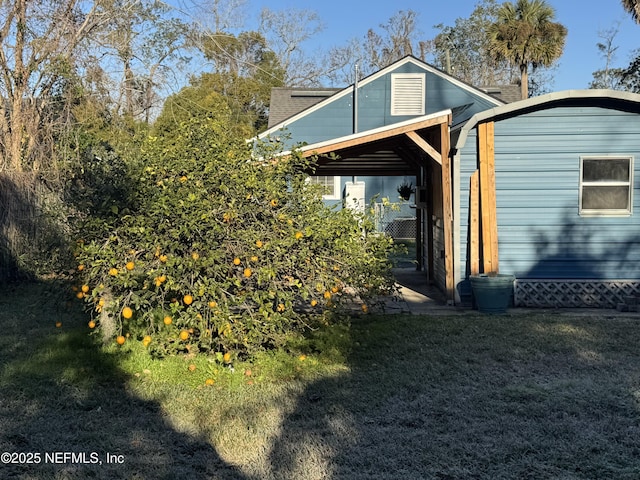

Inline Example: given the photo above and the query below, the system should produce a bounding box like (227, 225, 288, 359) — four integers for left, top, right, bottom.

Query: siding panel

(458, 105, 640, 283)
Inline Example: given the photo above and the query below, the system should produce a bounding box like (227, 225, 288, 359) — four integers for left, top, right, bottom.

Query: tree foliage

(432, 0, 515, 87)
(74, 117, 396, 358)
(621, 0, 640, 23)
(488, 0, 567, 99)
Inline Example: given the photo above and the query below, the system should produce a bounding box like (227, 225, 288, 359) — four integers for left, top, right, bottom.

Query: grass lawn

(1, 282, 640, 479)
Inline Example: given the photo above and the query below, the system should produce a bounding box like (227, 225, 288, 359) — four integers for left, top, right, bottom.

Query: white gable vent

(391, 73, 425, 116)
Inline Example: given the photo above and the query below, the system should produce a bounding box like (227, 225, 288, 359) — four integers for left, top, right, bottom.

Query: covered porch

(298, 110, 455, 304)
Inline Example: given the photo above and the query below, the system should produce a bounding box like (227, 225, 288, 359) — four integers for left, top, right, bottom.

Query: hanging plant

(397, 181, 415, 201)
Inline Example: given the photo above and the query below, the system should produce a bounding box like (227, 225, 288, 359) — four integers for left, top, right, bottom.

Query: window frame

(390, 73, 426, 116)
(579, 155, 633, 217)
(307, 175, 341, 200)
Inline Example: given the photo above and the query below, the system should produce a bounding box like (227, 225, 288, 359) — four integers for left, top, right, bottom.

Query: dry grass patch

(1, 282, 640, 479)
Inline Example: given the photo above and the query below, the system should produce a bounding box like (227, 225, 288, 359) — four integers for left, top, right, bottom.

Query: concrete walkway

(374, 267, 460, 315)
(377, 268, 640, 317)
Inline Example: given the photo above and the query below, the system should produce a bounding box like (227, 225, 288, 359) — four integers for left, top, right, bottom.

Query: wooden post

(477, 121, 499, 274)
(440, 116, 455, 304)
(469, 170, 480, 276)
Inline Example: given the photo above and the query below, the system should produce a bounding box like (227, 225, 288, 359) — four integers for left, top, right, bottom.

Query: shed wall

(458, 106, 640, 292)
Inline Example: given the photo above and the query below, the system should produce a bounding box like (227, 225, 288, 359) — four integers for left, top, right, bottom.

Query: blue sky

(245, 0, 640, 91)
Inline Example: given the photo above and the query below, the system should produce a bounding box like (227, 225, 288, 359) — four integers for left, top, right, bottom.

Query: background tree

(259, 7, 325, 86)
(87, 0, 192, 122)
(362, 10, 421, 74)
(621, 0, 640, 23)
(488, 0, 567, 99)
(0, 0, 108, 173)
(589, 24, 629, 90)
(432, 0, 515, 87)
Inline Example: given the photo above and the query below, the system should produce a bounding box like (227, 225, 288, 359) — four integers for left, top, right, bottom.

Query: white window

(579, 156, 633, 216)
(308, 175, 341, 200)
(391, 73, 425, 116)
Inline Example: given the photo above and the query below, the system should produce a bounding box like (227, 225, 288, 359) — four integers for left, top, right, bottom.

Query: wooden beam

(477, 121, 499, 274)
(440, 117, 455, 304)
(469, 170, 480, 276)
(300, 113, 451, 157)
(405, 131, 442, 164)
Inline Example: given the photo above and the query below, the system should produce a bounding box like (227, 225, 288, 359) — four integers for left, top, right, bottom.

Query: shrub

(74, 117, 396, 358)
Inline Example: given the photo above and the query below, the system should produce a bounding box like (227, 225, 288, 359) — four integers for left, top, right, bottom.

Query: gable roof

(455, 89, 640, 152)
(260, 55, 505, 140)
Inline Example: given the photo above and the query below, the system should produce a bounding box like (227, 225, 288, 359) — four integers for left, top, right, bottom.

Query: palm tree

(488, 0, 567, 99)
(621, 0, 640, 23)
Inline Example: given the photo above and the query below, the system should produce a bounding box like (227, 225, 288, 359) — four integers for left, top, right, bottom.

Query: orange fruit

(159, 254, 168, 263)
(298, 354, 307, 361)
(323, 291, 332, 300)
(188, 364, 196, 372)
(243, 268, 252, 278)
(255, 240, 263, 248)
(361, 304, 369, 313)
(191, 252, 200, 260)
(295, 231, 304, 240)
(310, 299, 318, 307)
(183, 294, 193, 305)
(81, 284, 90, 293)
(233, 257, 241, 266)
(55, 321, 62, 328)
(179, 330, 189, 341)
(205, 378, 215, 386)
(76, 291, 84, 299)
(142, 335, 151, 347)
(122, 306, 133, 319)
(77, 264, 85, 271)
(98, 298, 105, 307)
(163, 316, 172, 325)
(277, 303, 285, 312)
(270, 199, 278, 207)
(331, 286, 339, 293)
(208, 301, 217, 308)
(116, 335, 126, 345)
(125, 261, 135, 271)
(108, 267, 118, 276)
(179, 175, 187, 182)
(250, 255, 258, 262)
(223, 352, 232, 363)
(88, 320, 96, 329)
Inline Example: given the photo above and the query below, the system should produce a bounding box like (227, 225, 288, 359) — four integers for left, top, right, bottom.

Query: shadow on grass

(266, 314, 640, 479)
(0, 281, 247, 480)
(4, 282, 640, 479)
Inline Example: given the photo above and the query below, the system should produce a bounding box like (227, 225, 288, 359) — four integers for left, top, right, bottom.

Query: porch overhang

(298, 111, 451, 176)
(298, 110, 456, 304)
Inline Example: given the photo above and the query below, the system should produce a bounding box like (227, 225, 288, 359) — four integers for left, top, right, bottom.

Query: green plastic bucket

(470, 274, 515, 314)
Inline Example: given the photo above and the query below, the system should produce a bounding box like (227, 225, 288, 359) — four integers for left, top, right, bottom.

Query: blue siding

(324, 175, 417, 209)
(272, 60, 500, 150)
(459, 106, 640, 282)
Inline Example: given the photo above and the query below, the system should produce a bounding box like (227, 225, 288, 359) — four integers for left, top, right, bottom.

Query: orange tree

(74, 116, 396, 358)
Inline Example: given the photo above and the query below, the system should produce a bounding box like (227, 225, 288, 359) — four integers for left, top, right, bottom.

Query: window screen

(580, 157, 633, 215)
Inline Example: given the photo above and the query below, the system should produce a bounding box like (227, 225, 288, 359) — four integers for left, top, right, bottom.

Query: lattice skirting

(514, 279, 640, 308)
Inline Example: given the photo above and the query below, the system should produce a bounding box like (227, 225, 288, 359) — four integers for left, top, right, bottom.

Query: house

(262, 57, 640, 309)
(259, 56, 505, 303)
(454, 89, 640, 308)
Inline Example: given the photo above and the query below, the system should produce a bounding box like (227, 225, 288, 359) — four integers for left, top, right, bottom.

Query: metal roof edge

(454, 89, 640, 152)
